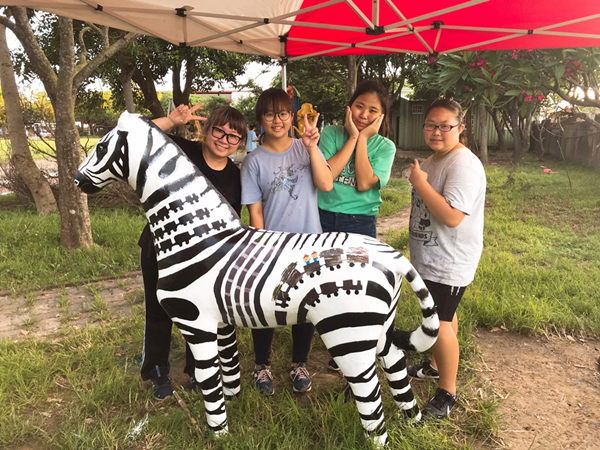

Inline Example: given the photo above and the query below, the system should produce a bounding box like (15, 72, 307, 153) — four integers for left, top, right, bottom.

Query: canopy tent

(3, 1, 600, 61)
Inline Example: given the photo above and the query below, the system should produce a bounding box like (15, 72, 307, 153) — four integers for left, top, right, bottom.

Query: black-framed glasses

(211, 126, 242, 145)
(423, 123, 462, 132)
(263, 110, 292, 122)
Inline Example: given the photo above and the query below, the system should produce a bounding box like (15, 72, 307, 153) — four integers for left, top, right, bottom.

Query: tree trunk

(119, 65, 135, 113)
(172, 60, 191, 107)
(0, 24, 57, 214)
(489, 107, 507, 153)
(464, 106, 475, 150)
(345, 55, 358, 97)
(477, 99, 489, 165)
(54, 17, 93, 249)
(132, 62, 165, 118)
(4, 6, 137, 248)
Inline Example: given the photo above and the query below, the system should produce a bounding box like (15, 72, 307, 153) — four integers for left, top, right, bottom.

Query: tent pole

(281, 62, 287, 90)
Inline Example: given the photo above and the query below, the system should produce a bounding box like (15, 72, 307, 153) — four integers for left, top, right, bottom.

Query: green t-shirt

(317, 125, 396, 216)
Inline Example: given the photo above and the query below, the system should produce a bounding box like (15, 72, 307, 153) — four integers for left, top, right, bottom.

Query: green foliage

(286, 58, 348, 125)
(235, 95, 259, 128)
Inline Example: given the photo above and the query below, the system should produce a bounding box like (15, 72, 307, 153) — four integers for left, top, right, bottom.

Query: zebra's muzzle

(74, 171, 101, 194)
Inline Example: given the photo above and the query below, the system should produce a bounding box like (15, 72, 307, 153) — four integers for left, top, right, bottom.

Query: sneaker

(290, 362, 312, 393)
(254, 364, 274, 396)
(423, 388, 457, 419)
(407, 359, 439, 381)
(149, 366, 174, 400)
(189, 376, 201, 393)
(327, 358, 342, 373)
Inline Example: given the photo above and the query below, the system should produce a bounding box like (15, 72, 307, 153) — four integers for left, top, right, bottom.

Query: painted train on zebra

(75, 112, 439, 447)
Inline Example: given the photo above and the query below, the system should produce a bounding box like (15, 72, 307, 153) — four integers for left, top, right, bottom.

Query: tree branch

(8, 7, 58, 96)
(73, 32, 137, 89)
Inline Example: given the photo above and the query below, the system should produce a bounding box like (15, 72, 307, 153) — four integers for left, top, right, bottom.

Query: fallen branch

(172, 390, 202, 438)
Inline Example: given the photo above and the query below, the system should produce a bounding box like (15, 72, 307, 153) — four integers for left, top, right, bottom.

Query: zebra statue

(75, 112, 439, 447)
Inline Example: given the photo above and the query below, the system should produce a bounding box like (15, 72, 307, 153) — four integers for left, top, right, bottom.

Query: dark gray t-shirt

(241, 139, 326, 233)
(409, 147, 486, 286)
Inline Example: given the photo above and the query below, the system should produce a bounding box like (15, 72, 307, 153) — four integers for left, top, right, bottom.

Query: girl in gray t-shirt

(406, 99, 486, 420)
(241, 88, 333, 396)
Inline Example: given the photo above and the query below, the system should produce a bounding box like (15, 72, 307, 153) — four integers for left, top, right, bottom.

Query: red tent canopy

(3, 1, 600, 59)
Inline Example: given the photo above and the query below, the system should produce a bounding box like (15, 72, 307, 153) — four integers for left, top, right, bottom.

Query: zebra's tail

(391, 255, 439, 352)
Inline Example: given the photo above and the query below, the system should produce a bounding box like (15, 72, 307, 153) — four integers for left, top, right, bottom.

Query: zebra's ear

(117, 111, 142, 130)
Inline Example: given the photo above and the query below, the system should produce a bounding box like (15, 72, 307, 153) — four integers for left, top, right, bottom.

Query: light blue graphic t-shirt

(241, 139, 326, 234)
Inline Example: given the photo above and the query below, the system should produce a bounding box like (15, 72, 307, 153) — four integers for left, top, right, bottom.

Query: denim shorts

(318, 208, 377, 238)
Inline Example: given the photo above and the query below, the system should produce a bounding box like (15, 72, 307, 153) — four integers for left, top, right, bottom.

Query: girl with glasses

(240, 87, 333, 396)
(139, 104, 246, 399)
(406, 99, 486, 420)
(315, 80, 396, 373)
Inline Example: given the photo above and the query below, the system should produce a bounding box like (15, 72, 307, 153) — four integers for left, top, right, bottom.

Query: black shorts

(424, 280, 466, 322)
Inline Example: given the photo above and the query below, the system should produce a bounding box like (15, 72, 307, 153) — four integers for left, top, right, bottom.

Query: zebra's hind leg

(217, 323, 240, 399)
(332, 354, 389, 448)
(182, 323, 228, 434)
(378, 339, 421, 422)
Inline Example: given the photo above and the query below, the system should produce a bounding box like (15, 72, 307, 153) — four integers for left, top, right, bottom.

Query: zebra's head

(75, 112, 135, 194)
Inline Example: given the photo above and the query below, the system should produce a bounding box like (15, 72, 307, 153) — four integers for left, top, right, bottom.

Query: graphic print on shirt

(334, 158, 356, 187)
(270, 163, 309, 200)
(409, 191, 438, 247)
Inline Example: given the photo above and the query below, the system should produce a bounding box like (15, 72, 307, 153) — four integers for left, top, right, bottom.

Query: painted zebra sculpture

(75, 112, 439, 447)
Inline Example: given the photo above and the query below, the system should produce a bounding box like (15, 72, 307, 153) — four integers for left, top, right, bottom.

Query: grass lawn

(0, 137, 101, 161)
(0, 153, 599, 449)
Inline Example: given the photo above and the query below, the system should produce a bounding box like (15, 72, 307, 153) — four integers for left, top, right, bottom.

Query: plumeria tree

(538, 48, 600, 130)
(420, 50, 551, 163)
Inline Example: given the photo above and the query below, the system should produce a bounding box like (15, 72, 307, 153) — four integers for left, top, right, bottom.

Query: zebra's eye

(96, 142, 108, 161)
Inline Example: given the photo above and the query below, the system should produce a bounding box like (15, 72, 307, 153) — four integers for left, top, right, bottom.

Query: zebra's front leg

(217, 323, 240, 399)
(378, 338, 421, 421)
(184, 325, 228, 434)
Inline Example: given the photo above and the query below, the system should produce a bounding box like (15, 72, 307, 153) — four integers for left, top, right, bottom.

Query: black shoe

(327, 358, 342, 373)
(190, 376, 202, 393)
(149, 366, 173, 400)
(423, 388, 457, 419)
(407, 359, 439, 381)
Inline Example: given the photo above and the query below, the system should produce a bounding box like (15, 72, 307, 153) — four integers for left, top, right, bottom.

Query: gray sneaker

(407, 359, 439, 381)
(423, 388, 457, 419)
(289, 362, 312, 393)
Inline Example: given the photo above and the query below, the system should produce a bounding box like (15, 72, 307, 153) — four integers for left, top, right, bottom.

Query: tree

(0, 7, 137, 248)
(420, 51, 551, 164)
(538, 48, 600, 130)
(0, 22, 56, 214)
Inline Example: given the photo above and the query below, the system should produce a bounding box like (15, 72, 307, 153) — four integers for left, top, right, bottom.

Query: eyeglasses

(263, 111, 292, 122)
(211, 126, 242, 145)
(423, 123, 462, 132)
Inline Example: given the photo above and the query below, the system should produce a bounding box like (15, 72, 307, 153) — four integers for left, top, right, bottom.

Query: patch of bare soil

(475, 329, 600, 450)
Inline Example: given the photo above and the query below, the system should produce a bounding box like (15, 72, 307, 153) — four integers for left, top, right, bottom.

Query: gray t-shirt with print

(241, 139, 326, 234)
(409, 147, 486, 287)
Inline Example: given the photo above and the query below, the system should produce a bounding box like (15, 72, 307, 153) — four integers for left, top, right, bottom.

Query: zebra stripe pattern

(75, 112, 439, 447)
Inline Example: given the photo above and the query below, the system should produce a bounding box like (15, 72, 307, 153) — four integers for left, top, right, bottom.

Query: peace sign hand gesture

(169, 103, 206, 127)
(301, 112, 321, 150)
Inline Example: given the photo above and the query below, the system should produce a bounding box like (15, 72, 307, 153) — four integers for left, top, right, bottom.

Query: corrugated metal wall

(393, 98, 514, 149)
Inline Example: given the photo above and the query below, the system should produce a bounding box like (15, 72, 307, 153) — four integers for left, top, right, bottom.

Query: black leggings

(252, 323, 314, 366)
(139, 237, 195, 379)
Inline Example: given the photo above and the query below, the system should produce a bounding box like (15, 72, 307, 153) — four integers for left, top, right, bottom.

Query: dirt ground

(1, 150, 599, 449)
